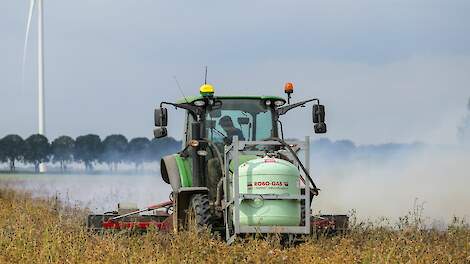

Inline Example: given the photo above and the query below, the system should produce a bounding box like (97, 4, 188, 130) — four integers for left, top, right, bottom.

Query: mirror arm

(276, 98, 320, 116)
(160, 101, 202, 119)
(277, 120, 285, 140)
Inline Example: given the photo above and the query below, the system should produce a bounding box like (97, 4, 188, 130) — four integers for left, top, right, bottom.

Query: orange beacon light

(284, 82, 294, 104)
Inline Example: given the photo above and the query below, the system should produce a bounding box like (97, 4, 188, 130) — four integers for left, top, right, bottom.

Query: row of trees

(0, 134, 180, 172)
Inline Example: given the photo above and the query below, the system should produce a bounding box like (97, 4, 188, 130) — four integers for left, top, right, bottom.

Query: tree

(74, 134, 102, 171)
(51, 136, 75, 172)
(102, 134, 128, 171)
(0, 135, 25, 171)
(126, 137, 150, 170)
(149, 137, 181, 162)
(0, 142, 5, 166)
(24, 134, 51, 173)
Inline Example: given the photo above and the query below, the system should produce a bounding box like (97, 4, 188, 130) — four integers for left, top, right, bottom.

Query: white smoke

(312, 145, 470, 225)
(311, 98, 470, 224)
(8, 172, 171, 213)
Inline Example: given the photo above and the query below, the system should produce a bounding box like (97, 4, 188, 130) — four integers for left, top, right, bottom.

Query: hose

(215, 177, 224, 207)
(206, 139, 226, 206)
(268, 137, 320, 195)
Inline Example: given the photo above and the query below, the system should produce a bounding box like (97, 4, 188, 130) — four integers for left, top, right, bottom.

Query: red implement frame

(100, 200, 173, 231)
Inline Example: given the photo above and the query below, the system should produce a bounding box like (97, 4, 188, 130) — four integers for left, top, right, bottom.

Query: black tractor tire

(187, 194, 212, 230)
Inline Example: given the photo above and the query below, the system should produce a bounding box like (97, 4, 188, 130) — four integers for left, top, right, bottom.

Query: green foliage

(24, 134, 51, 173)
(149, 137, 180, 161)
(102, 134, 128, 170)
(51, 136, 75, 171)
(74, 134, 103, 171)
(127, 137, 150, 169)
(0, 133, 182, 172)
(0, 135, 25, 171)
(0, 142, 5, 163)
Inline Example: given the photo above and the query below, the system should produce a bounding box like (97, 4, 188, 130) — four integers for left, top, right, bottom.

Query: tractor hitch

(86, 201, 174, 232)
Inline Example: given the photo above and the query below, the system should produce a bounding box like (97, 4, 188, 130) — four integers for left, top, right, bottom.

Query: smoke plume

(312, 145, 470, 225)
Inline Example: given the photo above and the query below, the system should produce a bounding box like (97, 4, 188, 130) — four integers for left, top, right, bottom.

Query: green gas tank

(233, 157, 301, 226)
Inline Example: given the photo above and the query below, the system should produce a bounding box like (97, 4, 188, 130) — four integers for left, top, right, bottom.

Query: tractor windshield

(205, 99, 275, 144)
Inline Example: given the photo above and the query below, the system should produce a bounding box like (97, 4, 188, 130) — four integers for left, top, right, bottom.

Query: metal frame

(223, 136, 311, 243)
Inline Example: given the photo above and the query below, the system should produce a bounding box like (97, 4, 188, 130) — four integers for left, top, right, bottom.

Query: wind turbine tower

(25, 0, 47, 172)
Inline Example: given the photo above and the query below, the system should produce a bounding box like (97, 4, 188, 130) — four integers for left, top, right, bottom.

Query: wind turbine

(24, 0, 46, 172)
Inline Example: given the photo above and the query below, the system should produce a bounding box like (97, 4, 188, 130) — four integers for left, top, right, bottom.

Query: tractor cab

(205, 98, 276, 144)
(181, 96, 283, 149)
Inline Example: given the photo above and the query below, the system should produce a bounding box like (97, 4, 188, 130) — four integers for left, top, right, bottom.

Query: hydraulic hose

(205, 139, 226, 206)
(268, 137, 320, 195)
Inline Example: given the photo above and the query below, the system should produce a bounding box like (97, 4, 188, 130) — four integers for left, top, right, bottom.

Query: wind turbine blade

(22, 0, 36, 87)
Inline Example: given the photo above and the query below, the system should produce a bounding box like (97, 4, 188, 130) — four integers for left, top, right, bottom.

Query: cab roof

(176, 95, 286, 104)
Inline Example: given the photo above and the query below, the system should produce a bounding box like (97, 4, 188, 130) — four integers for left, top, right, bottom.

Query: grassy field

(0, 187, 469, 263)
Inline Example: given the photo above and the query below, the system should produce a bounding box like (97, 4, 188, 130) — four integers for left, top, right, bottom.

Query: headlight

(193, 100, 206, 107)
(197, 150, 208, 156)
(265, 100, 272, 106)
(274, 100, 286, 106)
(189, 140, 199, 147)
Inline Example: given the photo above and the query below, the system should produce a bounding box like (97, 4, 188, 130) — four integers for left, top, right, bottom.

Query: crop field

(0, 185, 469, 263)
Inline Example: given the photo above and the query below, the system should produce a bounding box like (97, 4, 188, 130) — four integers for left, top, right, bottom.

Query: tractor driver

(219, 116, 245, 144)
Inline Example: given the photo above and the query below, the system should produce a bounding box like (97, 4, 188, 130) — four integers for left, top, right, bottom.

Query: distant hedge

(0, 134, 181, 172)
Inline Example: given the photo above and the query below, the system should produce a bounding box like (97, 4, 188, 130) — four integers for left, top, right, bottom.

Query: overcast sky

(1, 0, 469, 144)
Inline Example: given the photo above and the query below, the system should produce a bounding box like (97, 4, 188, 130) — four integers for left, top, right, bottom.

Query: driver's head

(219, 116, 234, 130)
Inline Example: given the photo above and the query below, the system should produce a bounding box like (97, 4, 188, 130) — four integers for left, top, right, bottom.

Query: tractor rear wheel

(186, 194, 212, 230)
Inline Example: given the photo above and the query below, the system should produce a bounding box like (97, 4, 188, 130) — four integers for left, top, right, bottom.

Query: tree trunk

(34, 162, 39, 173)
(9, 160, 15, 172)
(86, 161, 93, 171)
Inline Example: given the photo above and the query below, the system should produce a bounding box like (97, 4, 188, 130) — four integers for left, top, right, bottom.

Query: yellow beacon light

(199, 84, 215, 96)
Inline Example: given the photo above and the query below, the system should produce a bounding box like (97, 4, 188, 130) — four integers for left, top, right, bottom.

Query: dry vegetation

(0, 188, 469, 264)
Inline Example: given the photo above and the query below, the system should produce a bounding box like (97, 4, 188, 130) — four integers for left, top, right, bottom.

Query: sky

(1, 0, 470, 145)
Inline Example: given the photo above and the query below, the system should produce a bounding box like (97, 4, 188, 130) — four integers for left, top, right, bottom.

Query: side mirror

(154, 127, 168, 138)
(154, 108, 168, 127)
(312, 104, 325, 123)
(314, 122, 327, 134)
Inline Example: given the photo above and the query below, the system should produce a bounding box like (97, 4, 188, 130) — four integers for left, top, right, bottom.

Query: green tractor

(154, 83, 347, 243)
